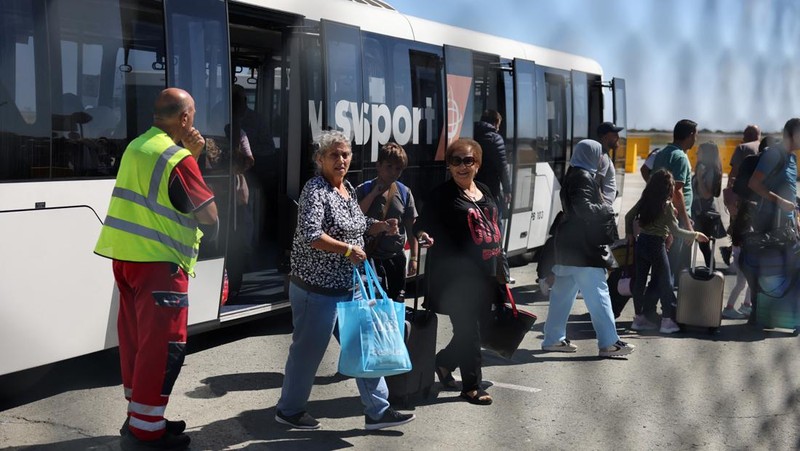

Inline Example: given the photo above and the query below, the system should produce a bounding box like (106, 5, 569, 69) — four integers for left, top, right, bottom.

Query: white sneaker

(598, 340, 635, 357)
(660, 318, 681, 334)
(630, 314, 658, 331)
(722, 307, 747, 320)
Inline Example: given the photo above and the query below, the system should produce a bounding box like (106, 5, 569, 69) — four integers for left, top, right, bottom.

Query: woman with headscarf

(541, 139, 635, 358)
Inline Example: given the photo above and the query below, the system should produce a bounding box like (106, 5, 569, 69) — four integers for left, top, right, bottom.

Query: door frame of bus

(507, 58, 537, 254)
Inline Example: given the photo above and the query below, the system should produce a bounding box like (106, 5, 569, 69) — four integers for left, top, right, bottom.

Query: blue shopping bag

(337, 263, 411, 378)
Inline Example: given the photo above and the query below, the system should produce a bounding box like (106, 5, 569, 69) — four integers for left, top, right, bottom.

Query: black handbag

(696, 210, 727, 239)
(480, 285, 537, 359)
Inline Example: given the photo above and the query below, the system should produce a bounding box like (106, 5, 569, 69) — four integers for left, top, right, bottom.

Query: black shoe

(120, 417, 186, 436)
(365, 408, 416, 431)
(275, 410, 320, 430)
(120, 431, 190, 450)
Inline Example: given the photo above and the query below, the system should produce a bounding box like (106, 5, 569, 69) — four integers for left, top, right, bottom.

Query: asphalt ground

(2, 168, 800, 450)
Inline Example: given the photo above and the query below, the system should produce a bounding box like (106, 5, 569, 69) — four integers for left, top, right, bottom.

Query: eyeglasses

(448, 156, 476, 167)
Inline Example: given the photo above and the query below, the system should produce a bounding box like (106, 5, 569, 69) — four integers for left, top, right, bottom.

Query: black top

(555, 166, 616, 268)
(415, 179, 501, 314)
(473, 120, 512, 202)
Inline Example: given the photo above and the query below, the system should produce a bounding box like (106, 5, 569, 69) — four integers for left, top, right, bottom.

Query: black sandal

(435, 366, 458, 391)
(460, 388, 493, 405)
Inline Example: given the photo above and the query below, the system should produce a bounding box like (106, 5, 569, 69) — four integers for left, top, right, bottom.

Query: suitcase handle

(689, 236, 716, 274)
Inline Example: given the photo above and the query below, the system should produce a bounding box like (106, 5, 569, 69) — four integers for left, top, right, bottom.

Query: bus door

(507, 58, 536, 254)
(164, 0, 231, 326)
(530, 67, 571, 249)
(612, 77, 627, 210)
(216, 5, 298, 319)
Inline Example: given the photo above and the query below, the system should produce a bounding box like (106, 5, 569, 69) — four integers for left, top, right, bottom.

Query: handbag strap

(380, 183, 397, 220)
(504, 284, 519, 318)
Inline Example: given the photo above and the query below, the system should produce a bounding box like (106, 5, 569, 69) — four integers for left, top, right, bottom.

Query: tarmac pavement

(2, 168, 800, 450)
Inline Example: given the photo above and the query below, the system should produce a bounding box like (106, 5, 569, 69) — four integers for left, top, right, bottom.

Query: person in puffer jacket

(541, 139, 636, 358)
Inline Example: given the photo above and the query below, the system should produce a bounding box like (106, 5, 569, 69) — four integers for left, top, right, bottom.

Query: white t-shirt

(644, 148, 661, 169)
(595, 153, 616, 206)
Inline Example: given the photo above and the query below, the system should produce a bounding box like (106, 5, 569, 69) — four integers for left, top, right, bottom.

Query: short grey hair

(313, 130, 351, 171)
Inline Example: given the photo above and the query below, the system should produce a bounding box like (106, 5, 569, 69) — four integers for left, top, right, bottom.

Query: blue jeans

(542, 265, 620, 349)
(276, 282, 389, 420)
(634, 234, 676, 319)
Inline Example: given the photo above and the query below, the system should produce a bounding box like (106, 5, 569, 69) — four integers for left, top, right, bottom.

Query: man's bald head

(153, 88, 197, 144)
(154, 88, 193, 121)
(743, 124, 760, 143)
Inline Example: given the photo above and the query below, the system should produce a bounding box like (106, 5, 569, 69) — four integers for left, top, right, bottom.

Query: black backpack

(731, 150, 787, 202)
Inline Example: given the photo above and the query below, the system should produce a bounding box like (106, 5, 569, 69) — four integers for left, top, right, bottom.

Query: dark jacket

(415, 179, 500, 315)
(555, 166, 616, 268)
(473, 121, 511, 202)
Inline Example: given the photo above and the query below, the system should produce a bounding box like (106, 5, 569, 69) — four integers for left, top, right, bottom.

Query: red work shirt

(168, 155, 215, 215)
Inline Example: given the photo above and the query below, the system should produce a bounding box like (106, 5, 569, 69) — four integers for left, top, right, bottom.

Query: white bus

(0, 0, 627, 377)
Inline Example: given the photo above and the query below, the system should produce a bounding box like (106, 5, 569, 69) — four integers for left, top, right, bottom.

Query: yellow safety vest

(95, 127, 203, 274)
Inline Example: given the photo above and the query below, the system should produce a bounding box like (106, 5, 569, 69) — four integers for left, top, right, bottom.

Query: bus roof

(234, 0, 603, 75)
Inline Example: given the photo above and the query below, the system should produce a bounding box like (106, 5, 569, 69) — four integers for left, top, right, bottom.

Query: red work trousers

(113, 260, 189, 441)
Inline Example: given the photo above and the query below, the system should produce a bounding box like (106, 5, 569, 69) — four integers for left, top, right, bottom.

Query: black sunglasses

(448, 156, 476, 167)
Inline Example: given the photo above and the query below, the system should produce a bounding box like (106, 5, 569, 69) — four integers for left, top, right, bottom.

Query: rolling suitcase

(676, 238, 724, 332)
(385, 257, 438, 408)
(609, 241, 634, 318)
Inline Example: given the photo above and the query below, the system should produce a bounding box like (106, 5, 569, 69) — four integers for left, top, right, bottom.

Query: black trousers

(436, 296, 491, 393)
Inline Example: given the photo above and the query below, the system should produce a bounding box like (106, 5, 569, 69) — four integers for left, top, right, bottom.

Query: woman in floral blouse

(275, 130, 415, 431)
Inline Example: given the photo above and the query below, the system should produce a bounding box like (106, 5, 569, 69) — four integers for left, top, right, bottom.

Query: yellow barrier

(686, 145, 698, 169)
(724, 138, 741, 148)
(720, 144, 735, 173)
(624, 137, 651, 173)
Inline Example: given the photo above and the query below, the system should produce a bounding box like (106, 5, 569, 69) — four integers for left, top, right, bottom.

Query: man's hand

(183, 127, 206, 159)
(504, 193, 512, 205)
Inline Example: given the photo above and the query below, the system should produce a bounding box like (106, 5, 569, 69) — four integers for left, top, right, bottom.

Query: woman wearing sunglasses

(415, 138, 504, 405)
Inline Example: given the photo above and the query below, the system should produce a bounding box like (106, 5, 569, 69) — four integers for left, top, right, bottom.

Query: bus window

(321, 20, 363, 175)
(0, 0, 45, 181)
(472, 53, 501, 123)
(543, 72, 569, 180)
(407, 49, 444, 166)
(0, 0, 166, 182)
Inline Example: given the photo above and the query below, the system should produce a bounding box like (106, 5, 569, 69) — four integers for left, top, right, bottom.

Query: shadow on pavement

(185, 372, 348, 398)
(0, 435, 121, 451)
(198, 401, 405, 450)
(0, 349, 121, 411)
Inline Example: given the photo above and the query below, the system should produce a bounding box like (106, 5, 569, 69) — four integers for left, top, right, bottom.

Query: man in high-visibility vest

(95, 88, 218, 450)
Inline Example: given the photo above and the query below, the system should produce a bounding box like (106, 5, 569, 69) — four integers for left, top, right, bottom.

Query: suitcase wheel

(708, 327, 720, 335)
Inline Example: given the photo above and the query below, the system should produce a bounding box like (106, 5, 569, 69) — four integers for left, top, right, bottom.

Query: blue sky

(389, 0, 800, 133)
